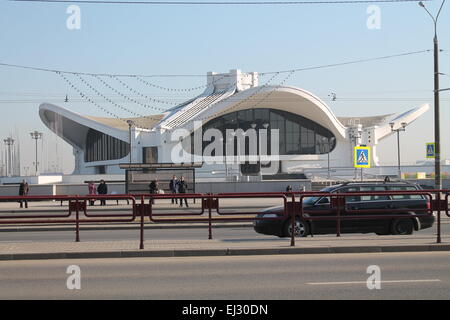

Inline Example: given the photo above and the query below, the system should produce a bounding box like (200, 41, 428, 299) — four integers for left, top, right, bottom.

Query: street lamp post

(349, 129, 362, 180)
(262, 123, 269, 178)
(30, 131, 43, 175)
(390, 122, 406, 179)
(219, 136, 231, 181)
(419, 0, 446, 189)
(3, 137, 14, 177)
(322, 137, 336, 180)
(251, 123, 260, 179)
(126, 120, 135, 165)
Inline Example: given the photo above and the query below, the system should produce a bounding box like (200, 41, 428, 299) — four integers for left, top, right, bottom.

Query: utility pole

(419, 0, 446, 189)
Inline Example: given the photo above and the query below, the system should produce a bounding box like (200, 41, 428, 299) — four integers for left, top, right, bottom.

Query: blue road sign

(354, 146, 371, 168)
(426, 143, 435, 159)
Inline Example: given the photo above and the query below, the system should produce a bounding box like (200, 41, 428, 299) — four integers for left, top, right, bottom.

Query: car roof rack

(341, 180, 415, 185)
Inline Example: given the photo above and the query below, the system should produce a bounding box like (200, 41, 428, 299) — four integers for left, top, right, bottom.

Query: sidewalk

(0, 233, 448, 261)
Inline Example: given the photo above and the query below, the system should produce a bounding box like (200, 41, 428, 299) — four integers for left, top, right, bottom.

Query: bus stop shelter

(120, 162, 203, 195)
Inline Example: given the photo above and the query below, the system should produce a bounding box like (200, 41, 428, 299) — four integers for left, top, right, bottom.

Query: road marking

(306, 279, 441, 285)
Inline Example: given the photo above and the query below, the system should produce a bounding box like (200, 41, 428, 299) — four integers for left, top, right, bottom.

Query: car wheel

(284, 218, 310, 238)
(391, 218, 414, 235)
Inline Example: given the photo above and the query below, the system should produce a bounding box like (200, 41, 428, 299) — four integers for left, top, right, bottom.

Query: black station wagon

(253, 182, 435, 237)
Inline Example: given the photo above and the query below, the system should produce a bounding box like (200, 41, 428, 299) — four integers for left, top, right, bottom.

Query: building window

(85, 129, 130, 162)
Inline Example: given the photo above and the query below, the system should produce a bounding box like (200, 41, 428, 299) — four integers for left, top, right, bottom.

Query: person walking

(149, 179, 159, 205)
(19, 180, 29, 208)
(169, 175, 178, 204)
(286, 185, 293, 192)
(178, 176, 188, 208)
(97, 180, 108, 206)
(88, 181, 96, 206)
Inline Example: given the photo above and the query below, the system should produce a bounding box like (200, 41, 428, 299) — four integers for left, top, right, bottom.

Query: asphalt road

(0, 252, 449, 299)
(0, 223, 448, 243)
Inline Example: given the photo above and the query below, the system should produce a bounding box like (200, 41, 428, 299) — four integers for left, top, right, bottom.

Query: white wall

(0, 185, 55, 196)
(195, 181, 311, 193)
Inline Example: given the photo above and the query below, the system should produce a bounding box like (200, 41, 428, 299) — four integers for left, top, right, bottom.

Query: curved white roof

(38, 70, 430, 150)
(39, 102, 163, 149)
(187, 85, 348, 139)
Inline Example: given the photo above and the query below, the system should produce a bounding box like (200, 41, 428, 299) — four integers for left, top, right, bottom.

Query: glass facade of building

(199, 108, 336, 156)
(85, 129, 130, 162)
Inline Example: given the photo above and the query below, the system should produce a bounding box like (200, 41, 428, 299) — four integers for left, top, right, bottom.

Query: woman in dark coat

(97, 180, 108, 206)
(19, 180, 29, 208)
(149, 179, 159, 204)
(177, 177, 188, 208)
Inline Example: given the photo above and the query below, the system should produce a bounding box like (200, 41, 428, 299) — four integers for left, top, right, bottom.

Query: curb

(1, 244, 449, 261)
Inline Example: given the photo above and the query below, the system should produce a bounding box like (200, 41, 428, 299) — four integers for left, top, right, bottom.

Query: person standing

(169, 175, 178, 204)
(97, 180, 108, 206)
(19, 180, 29, 208)
(149, 179, 159, 205)
(88, 181, 96, 206)
(177, 176, 188, 208)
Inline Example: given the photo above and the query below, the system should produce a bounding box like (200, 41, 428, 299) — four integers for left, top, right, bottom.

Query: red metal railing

(144, 193, 288, 240)
(0, 189, 448, 249)
(0, 194, 137, 243)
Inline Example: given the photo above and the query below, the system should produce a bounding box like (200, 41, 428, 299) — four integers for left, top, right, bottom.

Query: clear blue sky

(0, 0, 449, 174)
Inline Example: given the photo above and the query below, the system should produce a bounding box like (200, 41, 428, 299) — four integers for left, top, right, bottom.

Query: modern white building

(39, 69, 429, 179)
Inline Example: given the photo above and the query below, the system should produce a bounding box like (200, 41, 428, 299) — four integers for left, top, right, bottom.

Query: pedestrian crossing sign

(354, 146, 371, 168)
(426, 143, 435, 158)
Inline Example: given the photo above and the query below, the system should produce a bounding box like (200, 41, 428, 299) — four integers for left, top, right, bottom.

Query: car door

(388, 185, 427, 221)
(338, 186, 362, 233)
(303, 195, 333, 234)
(354, 186, 390, 233)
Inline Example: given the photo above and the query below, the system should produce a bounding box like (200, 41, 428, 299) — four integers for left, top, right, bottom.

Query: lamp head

(419, 1, 425, 7)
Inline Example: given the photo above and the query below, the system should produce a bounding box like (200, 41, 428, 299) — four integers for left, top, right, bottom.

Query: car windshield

(303, 186, 336, 205)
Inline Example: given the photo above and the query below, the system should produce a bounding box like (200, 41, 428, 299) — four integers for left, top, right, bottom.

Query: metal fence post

(208, 196, 213, 240)
(75, 196, 80, 242)
(290, 193, 295, 247)
(140, 195, 145, 250)
(336, 195, 341, 237)
(436, 191, 442, 244)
